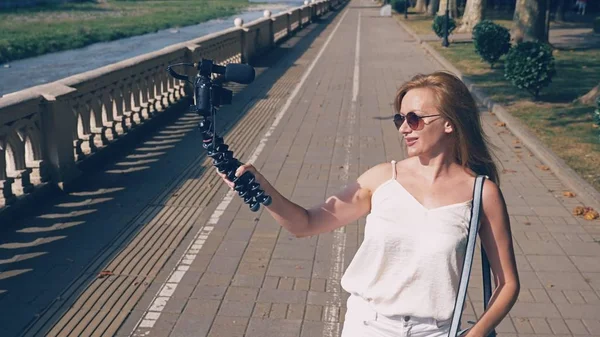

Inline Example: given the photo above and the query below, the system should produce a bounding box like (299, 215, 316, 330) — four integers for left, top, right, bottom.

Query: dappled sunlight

(37, 209, 97, 219)
(0, 252, 47, 264)
(142, 139, 182, 146)
(135, 145, 175, 152)
(55, 198, 113, 208)
(105, 166, 151, 174)
(126, 152, 166, 159)
(158, 129, 194, 135)
(17, 221, 86, 233)
(115, 159, 159, 167)
(153, 134, 188, 140)
(0, 269, 33, 280)
(69, 187, 125, 197)
(0, 236, 66, 249)
(0, 183, 126, 300)
(164, 124, 197, 131)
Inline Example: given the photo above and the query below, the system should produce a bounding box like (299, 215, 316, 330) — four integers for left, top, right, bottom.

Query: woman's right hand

(215, 163, 263, 190)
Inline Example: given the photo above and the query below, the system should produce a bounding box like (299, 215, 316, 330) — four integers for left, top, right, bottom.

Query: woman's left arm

(466, 179, 520, 337)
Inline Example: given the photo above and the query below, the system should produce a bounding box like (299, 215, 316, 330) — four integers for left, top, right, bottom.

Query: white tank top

(340, 160, 474, 321)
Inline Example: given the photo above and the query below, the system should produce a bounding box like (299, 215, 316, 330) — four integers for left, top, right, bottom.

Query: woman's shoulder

(357, 158, 417, 191)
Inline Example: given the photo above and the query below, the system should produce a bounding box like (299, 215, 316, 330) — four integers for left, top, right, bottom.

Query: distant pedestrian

(575, 0, 587, 15)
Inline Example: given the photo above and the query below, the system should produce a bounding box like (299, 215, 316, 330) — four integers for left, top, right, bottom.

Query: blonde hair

(394, 71, 500, 185)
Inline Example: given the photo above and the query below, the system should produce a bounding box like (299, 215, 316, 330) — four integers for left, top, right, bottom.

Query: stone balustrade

(0, 0, 342, 209)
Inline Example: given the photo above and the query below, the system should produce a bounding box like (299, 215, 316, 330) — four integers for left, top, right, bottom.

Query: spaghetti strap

(391, 160, 397, 180)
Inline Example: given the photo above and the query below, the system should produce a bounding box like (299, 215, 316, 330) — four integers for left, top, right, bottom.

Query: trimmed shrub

(504, 41, 556, 100)
(594, 17, 600, 34)
(472, 20, 511, 68)
(432, 15, 456, 39)
(391, 0, 408, 12)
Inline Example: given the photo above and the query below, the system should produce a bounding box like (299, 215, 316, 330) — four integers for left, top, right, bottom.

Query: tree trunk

(457, 0, 486, 33)
(437, 0, 458, 18)
(511, 0, 549, 44)
(427, 0, 440, 15)
(415, 0, 427, 12)
(555, 0, 566, 22)
(576, 82, 600, 105)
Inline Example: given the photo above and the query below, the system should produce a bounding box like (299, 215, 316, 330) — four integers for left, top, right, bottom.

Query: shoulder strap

(448, 175, 487, 337)
(391, 160, 397, 180)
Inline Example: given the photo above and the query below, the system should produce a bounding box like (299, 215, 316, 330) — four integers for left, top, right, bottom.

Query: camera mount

(167, 59, 272, 212)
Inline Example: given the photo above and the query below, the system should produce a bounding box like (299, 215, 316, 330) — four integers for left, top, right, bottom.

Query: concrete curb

(395, 16, 600, 211)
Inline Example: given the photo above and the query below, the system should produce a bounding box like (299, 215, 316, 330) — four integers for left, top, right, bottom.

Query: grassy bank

(395, 9, 513, 35)
(428, 41, 600, 192)
(0, 0, 254, 64)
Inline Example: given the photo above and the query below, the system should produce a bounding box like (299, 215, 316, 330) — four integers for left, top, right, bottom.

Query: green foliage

(594, 16, 600, 34)
(391, 0, 408, 12)
(0, 0, 248, 63)
(594, 96, 600, 133)
(432, 14, 455, 39)
(472, 20, 510, 68)
(504, 41, 556, 100)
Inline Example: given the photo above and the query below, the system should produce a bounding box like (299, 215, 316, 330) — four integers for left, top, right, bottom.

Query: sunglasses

(393, 112, 441, 131)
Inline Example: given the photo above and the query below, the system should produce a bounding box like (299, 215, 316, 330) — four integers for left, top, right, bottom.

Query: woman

(217, 72, 520, 337)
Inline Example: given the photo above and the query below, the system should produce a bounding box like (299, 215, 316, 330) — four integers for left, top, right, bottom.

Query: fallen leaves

(98, 270, 113, 279)
(573, 206, 599, 220)
(563, 191, 576, 198)
(495, 121, 506, 127)
(502, 168, 517, 174)
(584, 211, 600, 220)
(537, 165, 550, 171)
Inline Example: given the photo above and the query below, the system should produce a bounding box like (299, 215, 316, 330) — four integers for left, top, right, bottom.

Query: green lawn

(396, 9, 513, 35)
(429, 41, 600, 192)
(0, 0, 253, 63)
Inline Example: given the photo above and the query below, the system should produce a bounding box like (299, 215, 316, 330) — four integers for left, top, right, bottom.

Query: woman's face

(396, 88, 453, 158)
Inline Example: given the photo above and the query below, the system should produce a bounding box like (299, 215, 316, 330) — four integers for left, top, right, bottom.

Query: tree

(511, 0, 549, 43)
(427, 0, 440, 15)
(437, 0, 459, 18)
(415, 0, 427, 12)
(457, 0, 486, 33)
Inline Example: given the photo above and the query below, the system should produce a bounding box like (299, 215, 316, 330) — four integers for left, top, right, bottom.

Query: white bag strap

(448, 175, 489, 337)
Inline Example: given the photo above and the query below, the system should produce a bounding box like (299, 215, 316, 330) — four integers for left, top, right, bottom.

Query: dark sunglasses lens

(406, 112, 421, 130)
(393, 114, 404, 129)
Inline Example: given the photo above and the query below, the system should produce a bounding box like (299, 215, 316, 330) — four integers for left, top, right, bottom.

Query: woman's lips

(405, 137, 417, 146)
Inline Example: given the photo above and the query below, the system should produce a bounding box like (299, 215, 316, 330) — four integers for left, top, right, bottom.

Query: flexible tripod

(167, 59, 272, 212)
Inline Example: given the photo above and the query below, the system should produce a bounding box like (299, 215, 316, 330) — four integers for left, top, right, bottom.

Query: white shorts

(341, 295, 453, 337)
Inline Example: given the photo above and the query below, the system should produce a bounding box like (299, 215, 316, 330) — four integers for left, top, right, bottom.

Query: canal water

(0, 0, 303, 96)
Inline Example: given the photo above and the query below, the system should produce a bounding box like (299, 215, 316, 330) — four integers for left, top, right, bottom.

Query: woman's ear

(444, 121, 454, 134)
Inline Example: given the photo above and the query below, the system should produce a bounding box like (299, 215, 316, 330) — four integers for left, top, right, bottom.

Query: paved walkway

(1, 0, 600, 336)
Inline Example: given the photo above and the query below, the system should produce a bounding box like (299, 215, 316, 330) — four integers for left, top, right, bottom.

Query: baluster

(28, 160, 49, 185)
(0, 145, 16, 206)
(11, 168, 33, 194)
(1, 178, 16, 206)
(89, 96, 109, 147)
(101, 90, 118, 141)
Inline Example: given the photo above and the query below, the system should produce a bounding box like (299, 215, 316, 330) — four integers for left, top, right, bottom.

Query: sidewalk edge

(395, 16, 600, 211)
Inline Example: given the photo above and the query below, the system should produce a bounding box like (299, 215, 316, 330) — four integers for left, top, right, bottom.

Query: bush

(504, 41, 556, 100)
(432, 15, 456, 39)
(594, 17, 600, 34)
(472, 20, 510, 68)
(391, 0, 408, 13)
